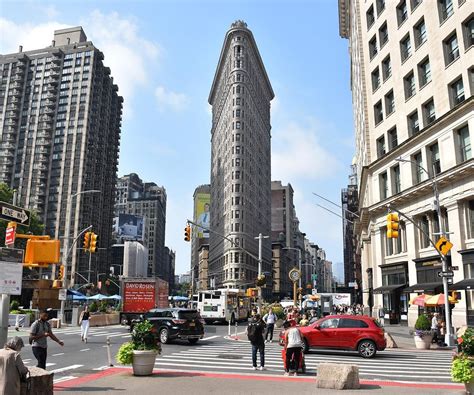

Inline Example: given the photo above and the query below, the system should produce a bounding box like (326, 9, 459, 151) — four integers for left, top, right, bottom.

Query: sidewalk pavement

(54, 368, 465, 395)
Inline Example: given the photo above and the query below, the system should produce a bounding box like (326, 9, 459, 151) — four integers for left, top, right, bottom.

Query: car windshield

(178, 310, 200, 320)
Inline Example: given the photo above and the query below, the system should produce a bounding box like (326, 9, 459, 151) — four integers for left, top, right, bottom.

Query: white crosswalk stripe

(157, 343, 453, 383)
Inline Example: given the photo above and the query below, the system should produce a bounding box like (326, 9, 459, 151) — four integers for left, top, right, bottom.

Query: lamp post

(396, 157, 454, 347)
(59, 190, 100, 321)
(254, 233, 270, 313)
(283, 247, 302, 289)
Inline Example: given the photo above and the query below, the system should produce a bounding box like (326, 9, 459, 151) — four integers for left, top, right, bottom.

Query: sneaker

(284, 372, 290, 376)
(259, 366, 265, 371)
(85, 338, 87, 343)
(252, 366, 257, 370)
(293, 372, 298, 377)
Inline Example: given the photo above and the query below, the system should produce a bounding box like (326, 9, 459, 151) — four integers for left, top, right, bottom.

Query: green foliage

(414, 314, 431, 331)
(262, 304, 285, 320)
(98, 300, 108, 313)
(451, 356, 474, 383)
(89, 301, 98, 313)
(459, 328, 474, 357)
(116, 342, 134, 365)
(10, 300, 20, 312)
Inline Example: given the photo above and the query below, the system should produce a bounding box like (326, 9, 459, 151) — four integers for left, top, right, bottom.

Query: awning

(373, 284, 406, 294)
(403, 282, 443, 293)
(449, 278, 474, 291)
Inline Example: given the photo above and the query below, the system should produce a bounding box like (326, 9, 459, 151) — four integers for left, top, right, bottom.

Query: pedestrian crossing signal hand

(184, 225, 191, 242)
(387, 213, 399, 239)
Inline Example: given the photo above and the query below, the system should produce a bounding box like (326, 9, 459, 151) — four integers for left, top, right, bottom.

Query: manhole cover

(217, 354, 243, 359)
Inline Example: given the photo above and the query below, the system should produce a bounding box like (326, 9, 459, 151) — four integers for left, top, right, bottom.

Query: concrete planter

(414, 334, 432, 349)
(89, 313, 120, 327)
(132, 350, 158, 376)
(465, 376, 474, 395)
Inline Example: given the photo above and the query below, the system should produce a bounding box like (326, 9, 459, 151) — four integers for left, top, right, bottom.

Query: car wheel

(159, 328, 169, 344)
(188, 338, 199, 345)
(358, 339, 376, 358)
(302, 339, 309, 354)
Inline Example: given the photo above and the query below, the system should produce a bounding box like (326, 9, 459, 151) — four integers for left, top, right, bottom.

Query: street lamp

(283, 247, 302, 289)
(395, 157, 454, 346)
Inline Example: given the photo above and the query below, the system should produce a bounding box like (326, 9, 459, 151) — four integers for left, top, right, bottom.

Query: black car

(133, 308, 205, 344)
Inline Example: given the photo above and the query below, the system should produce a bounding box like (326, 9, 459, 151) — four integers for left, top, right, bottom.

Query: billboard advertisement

(123, 281, 156, 313)
(194, 193, 210, 239)
(116, 214, 144, 242)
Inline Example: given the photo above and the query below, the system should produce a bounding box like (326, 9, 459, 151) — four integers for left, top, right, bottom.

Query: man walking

(263, 308, 277, 343)
(30, 309, 64, 369)
(247, 313, 266, 370)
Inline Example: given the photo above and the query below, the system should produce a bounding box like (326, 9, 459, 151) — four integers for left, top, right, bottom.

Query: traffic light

(184, 224, 191, 242)
(58, 265, 65, 280)
(387, 212, 399, 239)
(246, 288, 258, 297)
(89, 233, 98, 253)
(83, 231, 91, 250)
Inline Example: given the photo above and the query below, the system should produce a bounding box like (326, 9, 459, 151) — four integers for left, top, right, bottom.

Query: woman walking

(79, 306, 91, 343)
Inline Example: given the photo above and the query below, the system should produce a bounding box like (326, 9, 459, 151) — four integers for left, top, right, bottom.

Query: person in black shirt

(79, 306, 91, 343)
(247, 313, 266, 370)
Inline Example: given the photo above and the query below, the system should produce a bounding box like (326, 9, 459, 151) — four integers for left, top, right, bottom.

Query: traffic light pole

(255, 233, 269, 313)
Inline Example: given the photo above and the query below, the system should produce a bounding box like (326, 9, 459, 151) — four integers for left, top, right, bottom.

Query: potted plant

(116, 320, 161, 376)
(413, 314, 433, 349)
(451, 328, 474, 394)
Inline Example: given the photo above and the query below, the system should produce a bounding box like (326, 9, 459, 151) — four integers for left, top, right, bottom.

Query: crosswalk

(49, 325, 131, 340)
(156, 342, 453, 383)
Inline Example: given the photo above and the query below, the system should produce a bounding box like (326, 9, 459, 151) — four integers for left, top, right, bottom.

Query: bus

(196, 289, 251, 324)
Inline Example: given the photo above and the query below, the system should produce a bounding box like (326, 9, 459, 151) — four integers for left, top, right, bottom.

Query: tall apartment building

(339, 0, 473, 326)
(114, 173, 167, 278)
(208, 21, 274, 293)
(191, 184, 210, 291)
(0, 27, 122, 284)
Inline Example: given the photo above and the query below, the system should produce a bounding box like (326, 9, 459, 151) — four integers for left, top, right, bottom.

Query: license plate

(189, 322, 195, 327)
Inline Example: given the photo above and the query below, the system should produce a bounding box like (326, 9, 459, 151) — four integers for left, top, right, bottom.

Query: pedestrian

(431, 313, 440, 344)
(29, 309, 64, 369)
(0, 336, 29, 395)
(247, 313, 266, 371)
(378, 307, 385, 327)
(282, 320, 305, 376)
(263, 308, 277, 343)
(79, 305, 91, 343)
(299, 314, 309, 326)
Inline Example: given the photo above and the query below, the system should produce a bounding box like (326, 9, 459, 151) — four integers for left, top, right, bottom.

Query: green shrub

(458, 328, 474, 357)
(98, 300, 108, 313)
(451, 356, 474, 383)
(116, 342, 134, 365)
(414, 314, 431, 331)
(89, 302, 98, 313)
(116, 320, 161, 365)
(10, 300, 19, 312)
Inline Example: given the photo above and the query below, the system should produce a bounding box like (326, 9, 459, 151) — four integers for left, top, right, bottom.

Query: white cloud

(272, 119, 342, 182)
(155, 85, 189, 112)
(44, 5, 59, 19)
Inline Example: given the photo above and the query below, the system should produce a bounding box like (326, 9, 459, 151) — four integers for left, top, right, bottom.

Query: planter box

(89, 313, 120, 327)
(414, 334, 433, 349)
(132, 350, 158, 376)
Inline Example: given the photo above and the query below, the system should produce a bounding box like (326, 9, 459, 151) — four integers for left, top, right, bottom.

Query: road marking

(80, 348, 90, 352)
(52, 353, 65, 356)
(46, 363, 56, 367)
(50, 364, 83, 373)
(23, 359, 31, 362)
(202, 335, 220, 341)
(53, 375, 76, 384)
(93, 366, 112, 371)
(106, 333, 130, 338)
(121, 335, 131, 338)
(92, 332, 123, 337)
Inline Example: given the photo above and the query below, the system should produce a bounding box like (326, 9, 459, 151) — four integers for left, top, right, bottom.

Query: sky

(0, 0, 355, 280)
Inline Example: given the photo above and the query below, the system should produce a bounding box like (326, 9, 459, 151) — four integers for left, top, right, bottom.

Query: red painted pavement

(54, 368, 464, 391)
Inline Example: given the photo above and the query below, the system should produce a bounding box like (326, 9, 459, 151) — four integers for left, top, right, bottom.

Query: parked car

(279, 315, 386, 358)
(132, 308, 205, 344)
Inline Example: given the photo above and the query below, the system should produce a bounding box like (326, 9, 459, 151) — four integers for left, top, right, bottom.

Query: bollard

(106, 337, 114, 367)
(234, 321, 238, 338)
(15, 314, 20, 330)
(228, 319, 231, 336)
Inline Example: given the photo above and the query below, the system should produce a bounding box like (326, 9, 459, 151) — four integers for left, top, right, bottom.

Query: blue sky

(1, 0, 354, 279)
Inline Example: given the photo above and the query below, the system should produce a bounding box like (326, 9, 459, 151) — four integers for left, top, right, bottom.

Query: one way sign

(0, 201, 30, 226)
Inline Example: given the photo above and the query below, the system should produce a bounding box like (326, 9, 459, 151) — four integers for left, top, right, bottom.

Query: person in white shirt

(431, 313, 440, 344)
(283, 321, 304, 376)
(263, 308, 277, 343)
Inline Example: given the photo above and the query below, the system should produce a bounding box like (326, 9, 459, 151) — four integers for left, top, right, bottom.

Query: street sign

(447, 278, 453, 285)
(437, 271, 454, 278)
(58, 289, 67, 301)
(451, 266, 459, 271)
(312, 289, 317, 295)
(311, 274, 318, 280)
(5, 226, 15, 246)
(435, 237, 453, 256)
(0, 247, 24, 295)
(348, 282, 357, 287)
(0, 201, 30, 226)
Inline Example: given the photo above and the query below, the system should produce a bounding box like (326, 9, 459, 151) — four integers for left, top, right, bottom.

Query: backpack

(247, 321, 260, 343)
(29, 320, 50, 345)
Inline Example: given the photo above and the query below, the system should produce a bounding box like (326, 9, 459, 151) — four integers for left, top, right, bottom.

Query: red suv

(279, 315, 386, 358)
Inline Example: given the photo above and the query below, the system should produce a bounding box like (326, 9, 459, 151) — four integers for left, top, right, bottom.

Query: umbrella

(425, 293, 457, 306)
(108, 294, 122, 300)
(409, 294, 432, 306)
(87, 294, 108, 300)
(67, 289, 87, 301)
(172, 296, 189, 301)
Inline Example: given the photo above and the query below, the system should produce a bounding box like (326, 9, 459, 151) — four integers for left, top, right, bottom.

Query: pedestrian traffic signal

(246, 288, 258, 297)
(83, 231, 91, 250)
(387, 213, 399, 239)
(184, 225, 191, 242)
(89, 233, 98, 253)
(58, 265, 65, 280)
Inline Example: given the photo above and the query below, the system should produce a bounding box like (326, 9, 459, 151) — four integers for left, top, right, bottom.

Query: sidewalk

(54, 368, 464, 394)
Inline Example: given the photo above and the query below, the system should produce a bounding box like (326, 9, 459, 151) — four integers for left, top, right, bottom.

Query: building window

(371, 67, 381, 91)
(462, 16, 474, 49)
(388, 127, 398, 150)
(385, 90, 395, 115)
(397, 0, 408, 26)
(408, 111, 420, 135)
(450, 77, 465, 107)
(438, 0, 454, 23)
(411, 0, 422, 10)
(392, 164, 401, 194)
(377, 135, 386, 158)
(400, 35, 412, 62)
(374, 101, 383, 125)
(419, 215, 430, 248)
(414, 18, 427, 48)
(423, 98, 436, 126)
(376, 0, 386, 15)
(404, 71, 416, 99)
(367, 5, 375, 29)
(379, 172, 388, 200)
(467, 200, 474, 239)
(444, 32, 460, 65)
(418, 58, 431, 87)
(379, 22, 389, 47)
(382, 55, 392, 80)
(458, 125, 472, 162)
(369, 35, 378, 59)
(429, 142, 441, 176)
(412, 151, 424, 183)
